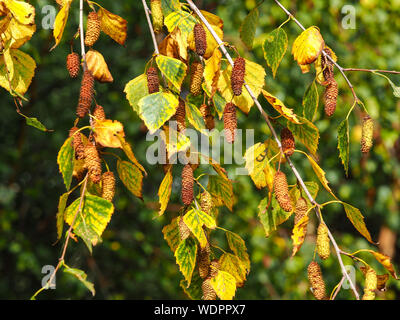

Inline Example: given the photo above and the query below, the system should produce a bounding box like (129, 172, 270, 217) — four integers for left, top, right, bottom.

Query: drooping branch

(185, 0, 360, 299)
(141, 0, 160, 55)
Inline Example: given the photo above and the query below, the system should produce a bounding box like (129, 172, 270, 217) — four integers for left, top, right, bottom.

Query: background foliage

(0, 0, 399, 299)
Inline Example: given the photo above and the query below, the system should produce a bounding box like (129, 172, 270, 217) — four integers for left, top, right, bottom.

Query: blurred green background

(0, 0, 399, 299)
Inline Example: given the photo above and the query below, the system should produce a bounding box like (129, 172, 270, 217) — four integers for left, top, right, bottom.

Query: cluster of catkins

(66, 11, 115, 203)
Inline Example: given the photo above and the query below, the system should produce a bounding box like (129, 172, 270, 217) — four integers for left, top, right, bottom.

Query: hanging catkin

(76, 70, 94, 118)
(316, 222, 330, 260)
(194, 23, 207, 57)
(361, 115, 374, 154)
(294, 197, 308, 225)
(231, 57, 245, 96)
(321, 48, 334, 84)
(202, 278, 216, 300)
(66, 53, 80, 78)
(200, 104, 215, 130)
(273, 171, 293, 212)
(84, 143, 102, 184)
(190, 62, 204, 96)
(84, 11, 101, 47)
(181, 164, 194, 205)
(146, 67, 160, 94)
(362, 268, 377, 300)
(198, 242, 211, 279)
(281, 128, 295, 157)
(175, 99, 186, 133)
(150, 0, 163, 34)
(307, 261, 326, 300)
(93, 105, 106, 121)
(323, 79, 338, 117)
(101, 171, 115, 202)
(69, 127, 85, 160)
(223, 102, 237, 144)
(210, 259, 220, 278)
(179, 216, 191, 240)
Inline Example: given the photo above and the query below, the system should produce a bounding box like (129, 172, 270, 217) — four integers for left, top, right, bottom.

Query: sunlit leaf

(183, 208, 216, 248)
(117, 160, 143, 199)
(219, 253, 247, 287)
(57, 137, 74, 191)
(240, 7, 259, 49)
(158, 167, 173, 216)
(208, 175, 234, 211)
(175, 238, 197, 286)
(337, 119, 349, 176)
(210, 270, 236, 300)
(162, 217, 180, 253)
(124, 73, 148, 114)
(263, 27, 288, 78)
(342, 203, 374, 244)
(156, 54, 187, 92)
(262, 89, 301, 124)
(288, 117, 319, 155)
(292, 26, 324, 66)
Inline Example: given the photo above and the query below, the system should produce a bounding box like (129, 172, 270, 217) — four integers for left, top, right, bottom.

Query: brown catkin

(101, 171, 115, 202)
(66, 53, 80, 78)
(179, 216, 191, 240)
(198, 242, 211, 279)
(323, 79, 338, 117)
(307, 261, 326, 300)
(273, 171, 293, 212)
(84, 143, 102, 184)
(181, 164, 194, 205)
(210, 259, 220, 278)
(194, 23, 207, 57)
(84, 11, 101, 47)
(231, 57, 245, 96)
(69, 127, 85, 160)
(362, 268, 377, 300)
(294, 197, 308, 225)
(175, 99, 186, 133)
(202, 278, 216, 300)
(200, 191, 213, 215)
(93, 105, 106, 121)
(150, 0, 163, 33)
(281, 128, 295, 157)
(76, 70, 94, 118)
(190, 62, 204, 96)
(361, 115, 374, 154)
(321, 48, 334, 84)
(200, 104, 215, 130)
(146, 67, 160, 94)
(316, 222, 330, 260)
(223, 102, 237, 144)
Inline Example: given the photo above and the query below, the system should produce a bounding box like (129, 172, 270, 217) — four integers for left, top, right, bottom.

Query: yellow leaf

(161, 125, 191, 158)
(292, 26, 324, 66)
(158, 167, 173, 216)
(210, 270, 237, 300)
(244, 142, 274, 189)
(2, 16, 36, 49)
(5, 0, 35, 25)
(219, 253, 247, 287)
(204, 48, 222, 97)
(86, 49, 113, 83)
(261, 89, 301, 124)
(94, 119, 125, 148)
(291, 215, 309, 257)
(117, 135, 147, 176)
(51, 0, 72, 50)
(171, 28, 188, 61)
(364, 250, 398, 279)
(159, 32, 180, 59)
(96, 4, 127, 45)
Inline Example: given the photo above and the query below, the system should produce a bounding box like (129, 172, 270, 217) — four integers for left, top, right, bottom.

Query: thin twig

(79, 0, 87, 71)
(185, 0, 360, 299)
(343, 68, 400, 75)
(331, 275, 345, 300)
(142, 0, 160, 55)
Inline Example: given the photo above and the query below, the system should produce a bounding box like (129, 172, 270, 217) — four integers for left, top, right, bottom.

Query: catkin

(190, 62, 204, 96)
(84, 143, 102, 184)
(323, 79, 338, 117)
(321, 48, 334, 83)
(202, 278, 216, 300)
(93, 105, 106, 121)
(361, 115, 374, 154)
(231, 57, 245, 96)
(273, 171, 293, 212)
(316, 222, 330, 260)
(223, 102, 237, 144)
(101, 171, 115, 202)
(175, 99, 186, 133)
(198, 242, 211, 279)
(84, 11, 101, 47)
(294, 197, 308, 225)
(210, 259, 220, 278)
(150, 0, 163, 34)
(146, 67, 160, 94)
(66, 53, 80, 78)
(307, 261, 326, 300)
(181, 164, 194, 205)
(362, 268, 377, 300)
(179, 216, 191, 240)
(76, 70, 94, 118)
(194, 23, 207, 57)
(200, 104, 215, 130)
(69, 127, 85, 160)
(281, 128, 295, 157)
(200, 191, 213, 214)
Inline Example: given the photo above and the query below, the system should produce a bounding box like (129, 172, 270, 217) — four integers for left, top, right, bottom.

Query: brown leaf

(86, 49, 113, 83)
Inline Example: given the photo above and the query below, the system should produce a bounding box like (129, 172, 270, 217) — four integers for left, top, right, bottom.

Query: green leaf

(262, 28, 288, 78)
(208, 175, 234, 211)
(56, 192, 69, 240)
(186, 95, 207, 133)
(240, 7, 259, 50)
(289, 181, 319, 207)
(303, 81, 319, 121)
(212, 90, 226, 120)
(337, 119, 350, 176)
(156, 55, 187, 91)
(162, 217, 180, 253)
(210, 270, 237, 300)
(64, 195, 114, 251)
(180, 270, 203, 300)
(117, 160, 143, 199)
(57, 137, 74, 191)
(342, 203, 374, 244)
(138, 92, 179, 133)
(164, 10, 196, 41)
(225, 231, 250, 272)
(124, 73, 148, 114)
(183, 208, 216, 248)
(174, 238, 198, 286)
(288, 117, 319, 155)
(63, 265, 95, 296)
(258, 196, 292, 238)
(161, 0, 180, 17)
(219, 253, 247, 287)
(18, 112, 51, 132)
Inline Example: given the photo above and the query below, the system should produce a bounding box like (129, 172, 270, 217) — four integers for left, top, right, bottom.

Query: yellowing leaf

(258, 196, 293, 237)
(292, 26, 324, 66)
(96, 4, 127, 45)
(94, 119, 125, 148)
(263, 27, 288, 78)
(117, 135, 147, 176)
(208, 175, 234, 211)
(341, 203, 374, 244)
(57, 137, 74, 191)
(226, 231, 250, 272)
(240, 7, 259, 50)
(63, 265, 95, 296)
(51, 0, 72, 50)
(244, 142, 275, 189)
(124, 73, 148, 114)
(5, 0, 35, 25)
(185, 95, 207, 134)
(156, 54, 187, 92)
(56, 192, 69, 240)
(175, 238, 197, 286)
(315, 46, 337, 85)
(363, 250, 398, 279)
(261, 89, 301, 124)
(117, 160, 143, 199)
(161, 125, 191, 157)
(158, 167, 173, 216)
(210, 270, 237, 300)
(291, 215, 309, 257)
(162, 217, 180, 253)
(219, 253, 247, 287)
(86, 50, 113, 83)
(288, 117, 320, 156)
(183, 208, 216, 248)
(164, 10, 196, 46)
(204, 48, 222, 97)
(7, 17, 36, 49)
